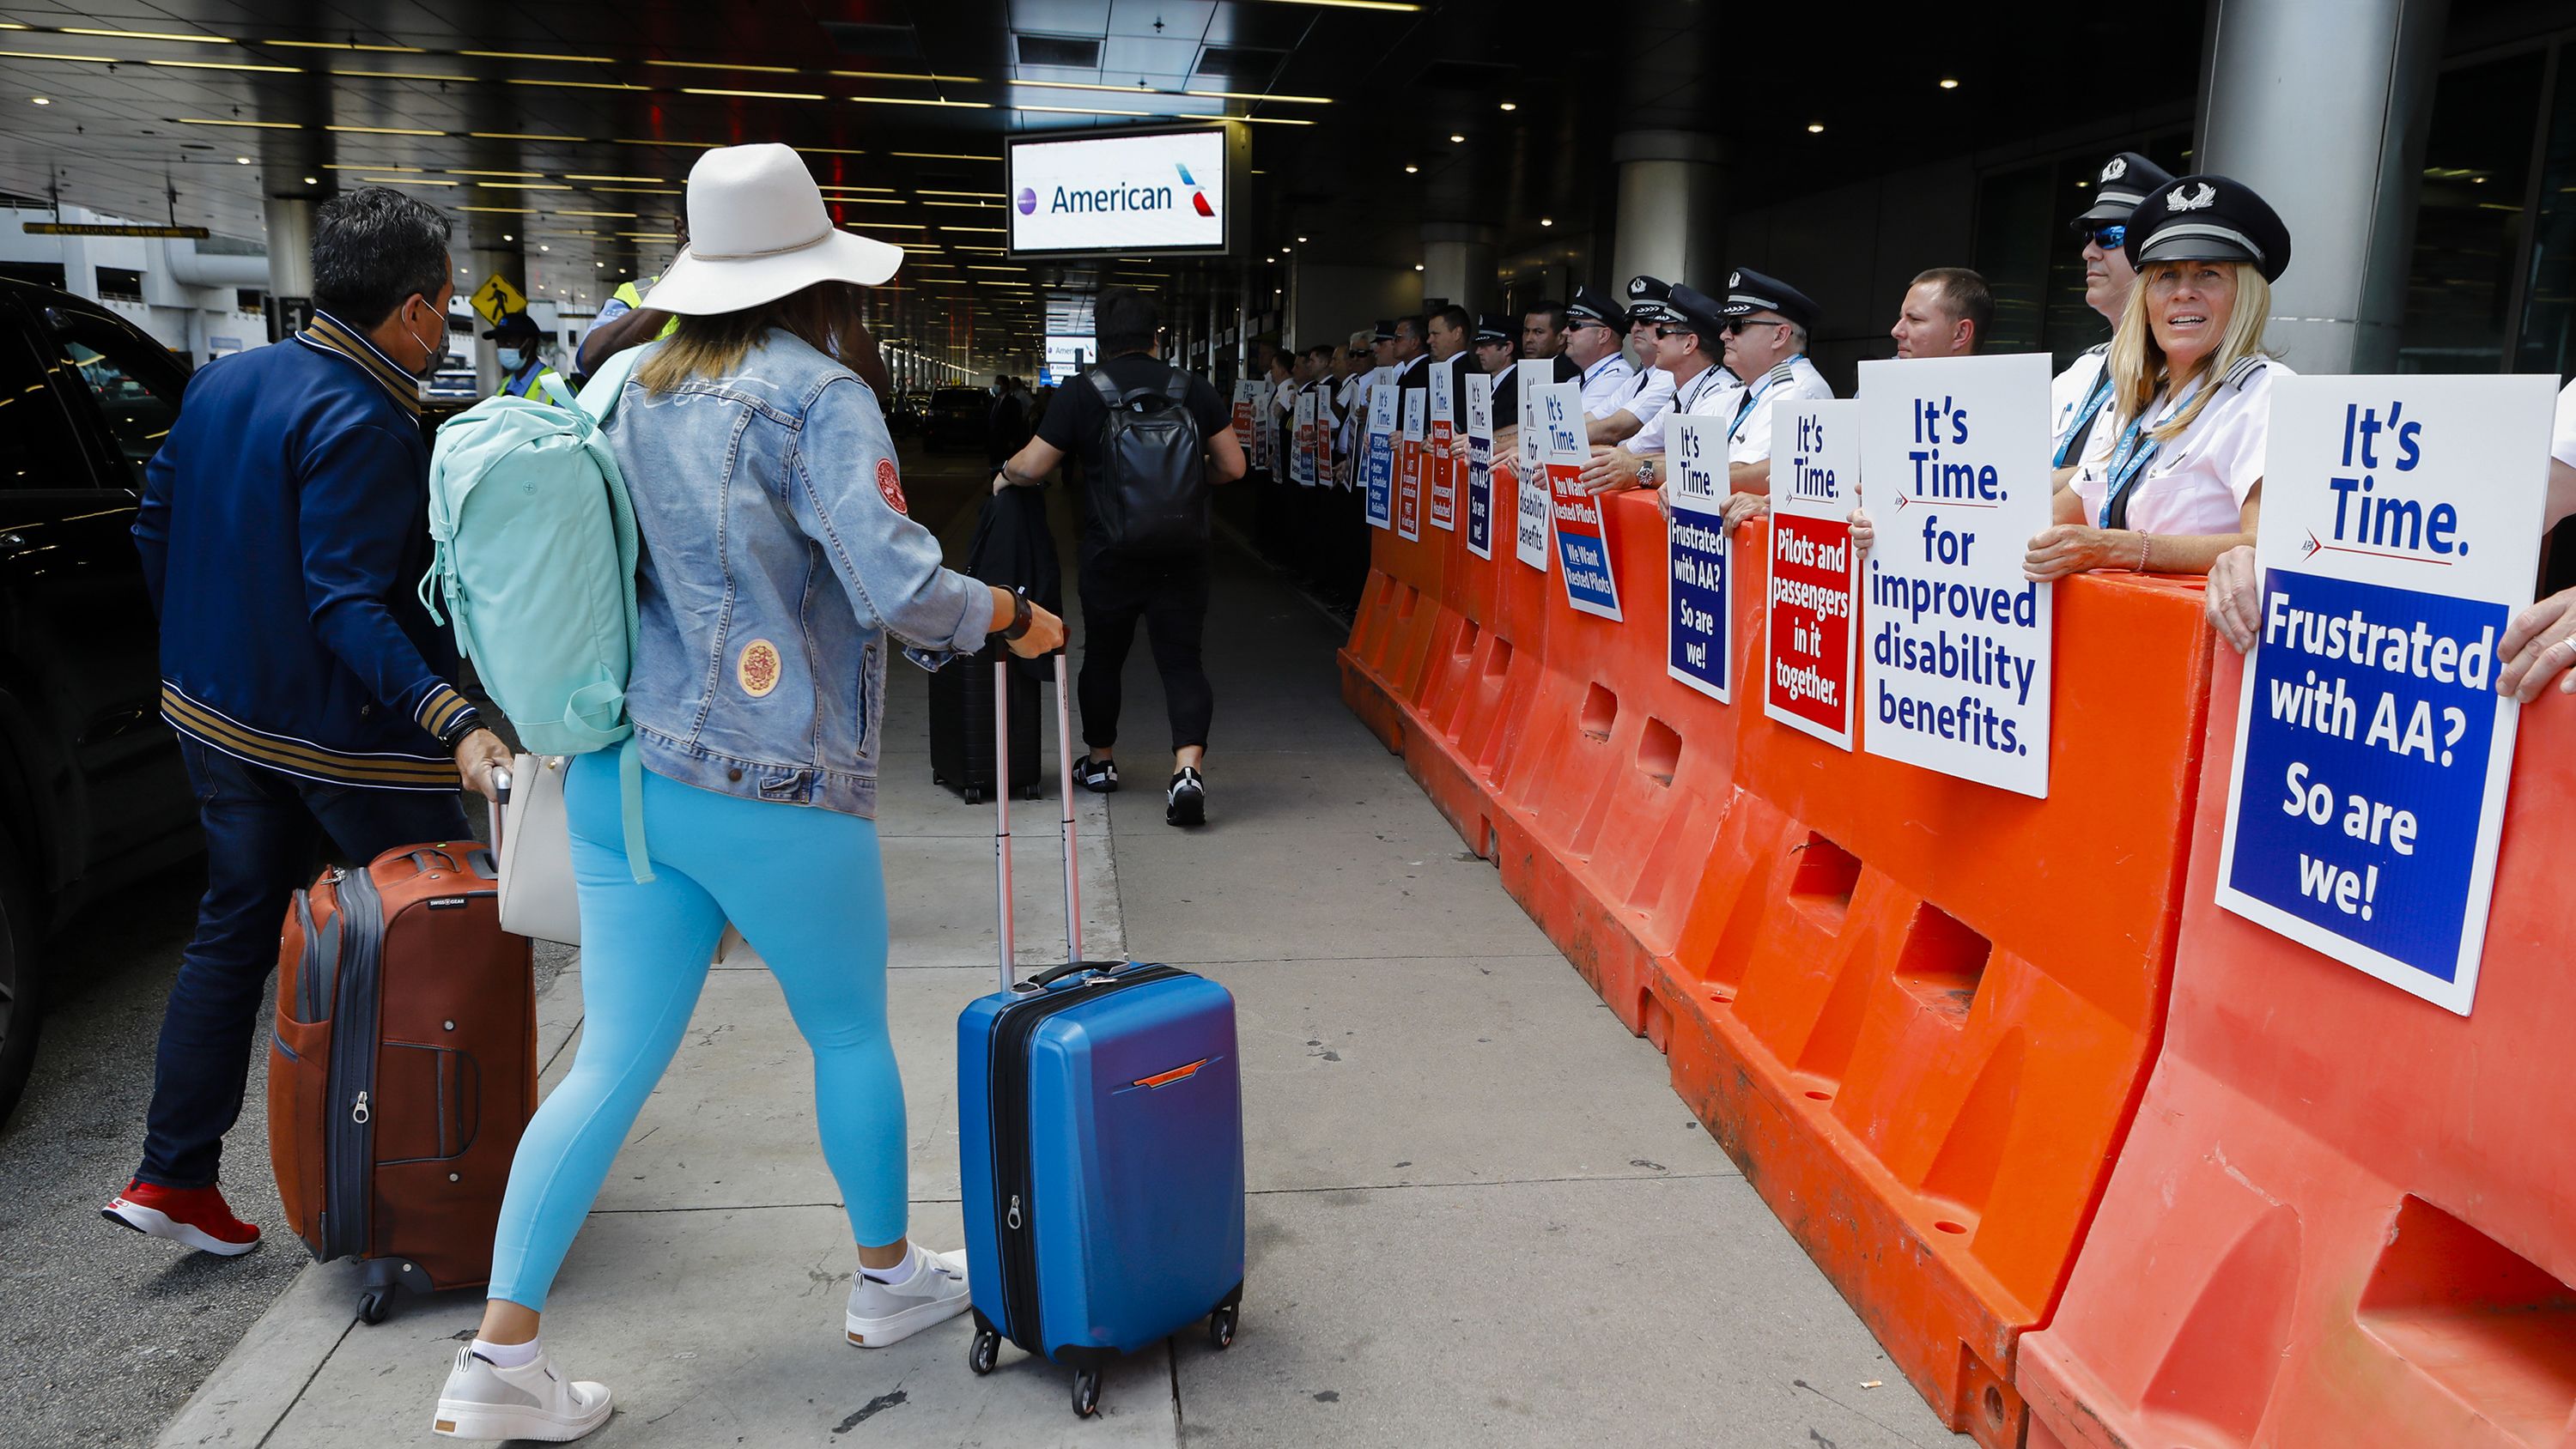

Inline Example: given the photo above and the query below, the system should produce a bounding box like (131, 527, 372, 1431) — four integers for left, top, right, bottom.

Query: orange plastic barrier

(2018, 650, 2576, 1449)
(1485, 490, 1754, 1040)
(1645, 552, 2215, 1448)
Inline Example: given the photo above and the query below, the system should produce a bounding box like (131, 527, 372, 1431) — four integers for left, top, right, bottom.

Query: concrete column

(1419, 223, 1498, 313)
(2196, 0, 2448, 372)
(1608, 130, 1725, 298)
(261, 197, 313, 342)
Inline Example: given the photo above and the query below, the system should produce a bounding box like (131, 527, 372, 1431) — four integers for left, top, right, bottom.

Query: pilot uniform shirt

(2072, 356, 2289, 538)
(1577, 353, 1637, 418)
(1725, 355, 1834, 464)
(2050, 343, 2120, 470)
(1625, 363, 1740, 456)
(1599, 362, 1674, 427)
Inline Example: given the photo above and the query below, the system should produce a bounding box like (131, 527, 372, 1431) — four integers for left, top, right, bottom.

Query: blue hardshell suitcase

(957, 658, 1246, 1419)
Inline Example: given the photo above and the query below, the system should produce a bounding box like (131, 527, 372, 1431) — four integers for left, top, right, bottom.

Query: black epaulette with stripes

(2223, 354, 2270, 391)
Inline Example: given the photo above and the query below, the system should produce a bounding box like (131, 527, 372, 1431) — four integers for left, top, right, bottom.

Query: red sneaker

(101, 1179, 262, 1256)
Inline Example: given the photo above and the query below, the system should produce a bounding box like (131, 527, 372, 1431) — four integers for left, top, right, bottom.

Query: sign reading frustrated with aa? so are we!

(1856, 354, 2056, 798)
(1364, 374, 1398, 530)
(1465, 372, 1496, 561)
(2216, 375, 2552, 1016)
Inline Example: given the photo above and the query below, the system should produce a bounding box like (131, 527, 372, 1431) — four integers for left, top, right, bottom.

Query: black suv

(0, 280, 204, 1125)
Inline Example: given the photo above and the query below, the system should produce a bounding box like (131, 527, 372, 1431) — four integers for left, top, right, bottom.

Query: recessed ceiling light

(1413, 264, 1424, 272)
(1807, 122, 1825, 133)
(1449, 133, 1463, 142)
(1403, 164, 1418, 174)
(538, 244, 550, 252)
(501, 233, 513, 240)
(1498, 101, 1516, 112)
(1297, 235, 1308, 242)
(63, 27, 231, 43)
(459, 49, 613, 63)
(1540, 217, 1553, 227)
(1939, 78, 1959, 89)
(28, 96, 47, 105)
(234, 155, 251, 164)
(302, 175, 318, 184)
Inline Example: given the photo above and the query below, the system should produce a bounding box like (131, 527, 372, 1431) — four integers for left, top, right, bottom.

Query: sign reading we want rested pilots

(1857, 354, 2055, 797)
(2216, 375, 2552, 1015)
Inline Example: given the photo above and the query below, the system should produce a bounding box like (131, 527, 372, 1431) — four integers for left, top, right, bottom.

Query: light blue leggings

(486, 752, 906, 1312)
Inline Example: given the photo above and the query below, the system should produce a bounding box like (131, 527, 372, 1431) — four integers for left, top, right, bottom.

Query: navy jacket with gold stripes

(134, 312, 478, 791)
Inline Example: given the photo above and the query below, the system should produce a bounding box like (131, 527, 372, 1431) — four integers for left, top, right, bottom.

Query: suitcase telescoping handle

(488, 764, 513, 853)
(994, 651, 1083, 994)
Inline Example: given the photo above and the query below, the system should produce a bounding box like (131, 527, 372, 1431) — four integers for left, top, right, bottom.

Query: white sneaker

(845, 1245, 971, 1348)
(430, 1344, 612, 1441)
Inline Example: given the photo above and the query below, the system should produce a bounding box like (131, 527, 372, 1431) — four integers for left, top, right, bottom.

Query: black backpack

(1087, 367, 1207, 555)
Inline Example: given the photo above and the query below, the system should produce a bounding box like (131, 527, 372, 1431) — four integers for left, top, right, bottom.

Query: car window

(0, 322, 94, 490)
(42, 307, 185, 488)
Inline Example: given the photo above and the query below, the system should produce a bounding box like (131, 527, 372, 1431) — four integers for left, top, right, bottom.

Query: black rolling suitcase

(930, 647, 1042, 803)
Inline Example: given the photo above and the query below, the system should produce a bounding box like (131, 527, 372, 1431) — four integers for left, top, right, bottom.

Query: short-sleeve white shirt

(2050, 345, 2118, 469)
(1603, 363, 1676, 430)
(1725, 355, 1835, 465)
(1577, 355, 1637, 418)
(2073, 358, 2290, 537)
(1627, 362, 1739, 456)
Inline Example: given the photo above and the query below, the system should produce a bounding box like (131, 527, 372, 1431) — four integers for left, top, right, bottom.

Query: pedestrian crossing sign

(470, 274, 526, 325)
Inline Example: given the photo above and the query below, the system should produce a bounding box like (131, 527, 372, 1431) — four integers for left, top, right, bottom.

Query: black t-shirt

(1036, 352, 1231, 482)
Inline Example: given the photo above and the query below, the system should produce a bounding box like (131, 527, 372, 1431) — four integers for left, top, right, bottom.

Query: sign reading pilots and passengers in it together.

(1535, 379, 1620, 620)
(1665, 415, 1730, 700)
(1398, 389, 1427, 542)
(1516, 365, 1552, 571)
(1856, 354, 2053, 797)
(1463, 372, 1496, 560)
(1768, 400, 1862, 749)
(2216, 376, 2551, 1016)
(1364, 377, 1398, 530)
(1003, 127, 1227, 255)
(1428, 362, 1458, 531)
(1292, 389, 1318, 487)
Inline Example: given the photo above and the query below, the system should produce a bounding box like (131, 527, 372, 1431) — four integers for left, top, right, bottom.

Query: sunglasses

(1722, 317, 1781, 336)
(2083, 223, 2128, 250)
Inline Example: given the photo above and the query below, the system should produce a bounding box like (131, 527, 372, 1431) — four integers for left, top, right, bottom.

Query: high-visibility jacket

(611, 279, 679, 342)
(495, 362, 563, 402)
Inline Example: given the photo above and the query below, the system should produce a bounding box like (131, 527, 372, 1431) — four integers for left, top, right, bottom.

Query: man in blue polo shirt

(106, 187, 510, 1258)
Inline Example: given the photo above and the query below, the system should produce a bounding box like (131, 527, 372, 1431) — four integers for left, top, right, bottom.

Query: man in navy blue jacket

(106, 188, 512, 1258)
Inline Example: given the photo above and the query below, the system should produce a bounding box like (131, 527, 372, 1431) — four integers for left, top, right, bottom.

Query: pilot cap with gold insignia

(2123, 173, 2293, 283)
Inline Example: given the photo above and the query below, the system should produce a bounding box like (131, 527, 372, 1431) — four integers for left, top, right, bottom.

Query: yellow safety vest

(497, 363, 562, 402)
(613, 278, 679, 341)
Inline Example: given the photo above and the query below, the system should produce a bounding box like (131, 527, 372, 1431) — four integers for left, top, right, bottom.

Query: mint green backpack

(419, 347, 653, 880)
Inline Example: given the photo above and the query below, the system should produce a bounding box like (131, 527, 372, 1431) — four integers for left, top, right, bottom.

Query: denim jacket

(602, 330, 990, 817)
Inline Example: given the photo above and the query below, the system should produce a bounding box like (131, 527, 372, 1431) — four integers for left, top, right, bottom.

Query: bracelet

(2138, 532, 2153, 573)
(996, 589, 1033, 641)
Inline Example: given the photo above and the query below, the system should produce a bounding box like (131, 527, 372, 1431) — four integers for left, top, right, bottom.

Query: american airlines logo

(1026, 163, 1216, 220)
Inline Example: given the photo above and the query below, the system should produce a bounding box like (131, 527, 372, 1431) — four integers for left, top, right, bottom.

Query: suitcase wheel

(1072, 1368, 1102, 1419)
(968, 1328, 1000, 1376)
(1208, 1305, 1238, 1351)
(356, 1287, 393, 1325)
(963, 786, 984, 805)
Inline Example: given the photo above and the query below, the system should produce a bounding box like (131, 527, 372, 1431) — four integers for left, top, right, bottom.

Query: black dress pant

(1077, 543, 1214, 754)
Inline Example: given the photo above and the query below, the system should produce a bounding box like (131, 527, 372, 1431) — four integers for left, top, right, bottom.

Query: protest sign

(1292, 390, 1317, 487)
(1465, 372, 1496, 561)
(1516, 365, 1551, 570)
(1857, 354, 2054, 797)
(1230, 380, 1256, 458)
(1429, 363, 1458, 531)
(1536, 379, 1619, 620)
(2215, 375, 2552, 1015)
(1364, 381, 1397, 529)
(1398, 389, 1426, 541)
(1767, 399, 1862, 749)
(1666, 415, 1731, 700)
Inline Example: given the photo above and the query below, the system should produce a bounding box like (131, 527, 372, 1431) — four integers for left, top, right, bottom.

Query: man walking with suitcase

(994, 288, 1246, 826)
(108, 187, 512, 1255)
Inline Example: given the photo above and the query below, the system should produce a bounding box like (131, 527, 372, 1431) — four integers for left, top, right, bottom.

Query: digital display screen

(1007, 128, 1230, 257)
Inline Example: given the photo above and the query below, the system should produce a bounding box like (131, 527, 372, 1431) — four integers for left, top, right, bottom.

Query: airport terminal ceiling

(12, 0, 2535, 357)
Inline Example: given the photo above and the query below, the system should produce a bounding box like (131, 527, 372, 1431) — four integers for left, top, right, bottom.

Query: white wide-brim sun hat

(640, 142, 902, 315)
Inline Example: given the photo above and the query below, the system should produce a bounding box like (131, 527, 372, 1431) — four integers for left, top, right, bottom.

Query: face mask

(404, 302, 443, 379)
(497, 347, 527, 373)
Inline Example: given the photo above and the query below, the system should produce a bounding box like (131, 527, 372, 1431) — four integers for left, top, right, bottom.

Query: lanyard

(2097, 379, 2201, 528)
(1730, 364, 1791, 440)
(2054, 365, 2116, 469)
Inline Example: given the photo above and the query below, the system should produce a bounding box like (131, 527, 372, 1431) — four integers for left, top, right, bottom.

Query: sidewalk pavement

(155, 457, 1957, 1448)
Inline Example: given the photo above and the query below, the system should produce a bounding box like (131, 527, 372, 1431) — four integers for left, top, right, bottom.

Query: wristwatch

(994, 589, 1033, 642)
(1638, 457, 1661, 489)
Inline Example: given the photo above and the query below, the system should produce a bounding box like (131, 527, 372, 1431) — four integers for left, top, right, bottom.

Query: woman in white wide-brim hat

(430, 143, 1065, 1444)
